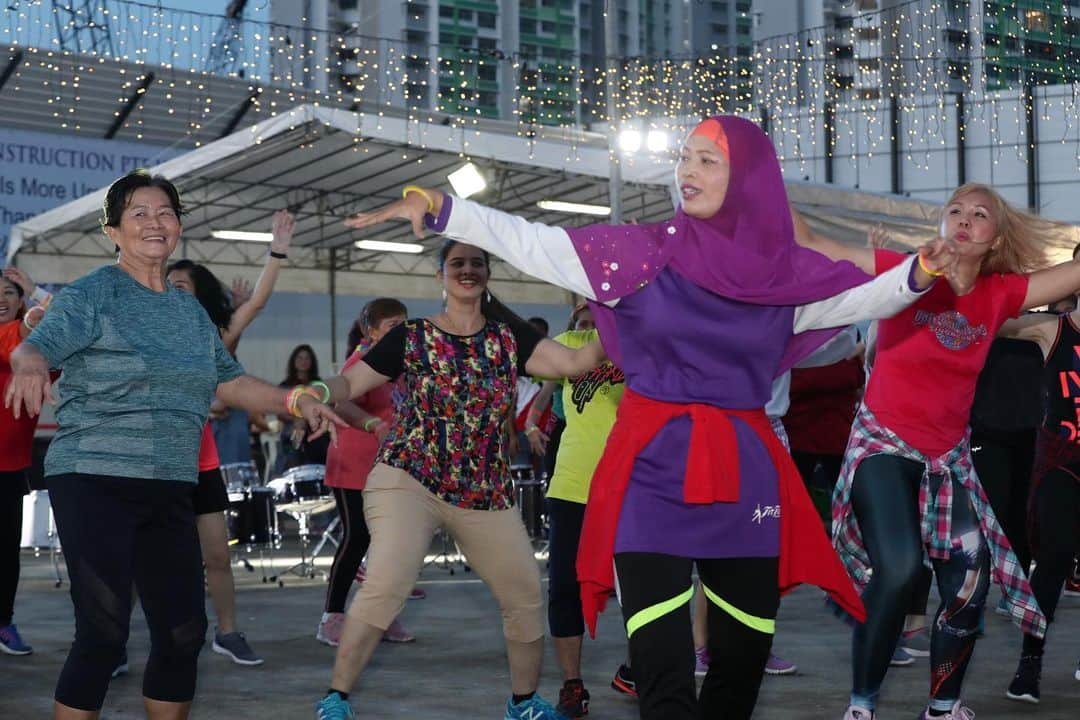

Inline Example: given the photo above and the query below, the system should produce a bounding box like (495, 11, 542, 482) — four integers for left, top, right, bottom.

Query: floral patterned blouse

(362, 318, 542, 510)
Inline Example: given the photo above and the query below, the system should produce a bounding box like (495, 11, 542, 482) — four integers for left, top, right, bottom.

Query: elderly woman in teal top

(4, 171, 340, 720)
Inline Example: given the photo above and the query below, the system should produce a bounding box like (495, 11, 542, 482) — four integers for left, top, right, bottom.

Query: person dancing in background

(316, 297, 417, 648)
(523, 302, 625, 717)
(310, 238, 607, 720)
(4, 170, 341, 720)
(796, 182, 1080, 719)
(159, 213, 293, 668)
(993, 296, 1080, 703)
(0, 266, 52, 656)
(344, 115, 952, 720)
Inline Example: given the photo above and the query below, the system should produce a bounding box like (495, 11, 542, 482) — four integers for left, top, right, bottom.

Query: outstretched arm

(524, 338, 606, 383)
(791, 207, 876, 274)
(346, 188, 596, 300)
(998, 313, 1059, 360)
(793, 242, 951, 333)
(1023, 260, 1080, 312)
(221, 209, 294, 353)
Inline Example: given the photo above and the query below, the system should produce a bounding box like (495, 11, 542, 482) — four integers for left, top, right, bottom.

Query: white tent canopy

(15, 104, 1077, 302)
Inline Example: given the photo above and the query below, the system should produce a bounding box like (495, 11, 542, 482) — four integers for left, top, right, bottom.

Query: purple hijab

(567, 115, 871, 373)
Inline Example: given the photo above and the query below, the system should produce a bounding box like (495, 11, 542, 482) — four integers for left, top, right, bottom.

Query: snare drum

(511, 465, 545, 539)
(226, 487, 277, 546)
(268, 464, 328, 503)
(220, 462, 259, 494)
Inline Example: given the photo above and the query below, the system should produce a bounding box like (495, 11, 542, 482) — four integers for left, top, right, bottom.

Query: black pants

(547, 497, 586, 638)
(850, 455, 989, 711)
(48, 474, 207, 710)
(615, 552, 778, 720)
(1023, 466, 1080, 653)
(324, 487, 370, 614)
(0, 470, 29, 626)
(971, 426, 1035, 573)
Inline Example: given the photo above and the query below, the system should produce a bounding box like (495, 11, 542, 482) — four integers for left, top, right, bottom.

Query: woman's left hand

(297, 395, 345, 445)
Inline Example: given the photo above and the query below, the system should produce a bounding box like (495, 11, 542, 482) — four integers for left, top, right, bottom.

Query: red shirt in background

(864, 249, 1028, 457)
(786, 357, 865, 456)
(0, 320, 38, 472)
(324, 348, 396, 491)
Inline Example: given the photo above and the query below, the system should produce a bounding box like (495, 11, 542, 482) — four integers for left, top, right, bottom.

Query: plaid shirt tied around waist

(833, 403, 1046, 639)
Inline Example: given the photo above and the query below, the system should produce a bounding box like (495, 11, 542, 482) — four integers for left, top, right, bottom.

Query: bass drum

(226, 487, 277, 546)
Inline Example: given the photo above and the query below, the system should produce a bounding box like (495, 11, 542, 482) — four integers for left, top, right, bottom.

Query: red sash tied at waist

(576, 388, 866, 637)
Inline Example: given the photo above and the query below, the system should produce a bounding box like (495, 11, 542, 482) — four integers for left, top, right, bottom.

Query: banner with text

(0, 127, 179, 263)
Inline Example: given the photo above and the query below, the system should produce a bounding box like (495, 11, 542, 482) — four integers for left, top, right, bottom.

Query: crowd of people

(0, 112, 1078, 720)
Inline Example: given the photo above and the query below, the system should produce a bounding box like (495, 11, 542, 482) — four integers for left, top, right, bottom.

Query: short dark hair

(101, 170, 185, 229)
(166, 259, 234, 331)
(347, 298, 409, 354)
(527, 316, 549, 336)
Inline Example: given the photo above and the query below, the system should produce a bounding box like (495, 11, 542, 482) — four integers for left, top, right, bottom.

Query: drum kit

(224, 462, 337, 585)
(510, 464, 549, 552)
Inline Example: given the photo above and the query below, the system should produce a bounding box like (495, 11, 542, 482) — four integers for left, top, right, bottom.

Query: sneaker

(917, 701, 974, 719)
(381, 618, 415, 643)
(315, 691, 354, 720)
(900, 627, 931, 658)
(842, 706, 874, 720)
(610, 663, 638, 698)
(764, 651, 797, 675)
(994, 596, 1010, 617)
(1005, 654, 1041, 704)
(1064, 577, 1080, 598)
(0, 623, 32, 655)
(556, 679, 590, 718)
(317, 612, 345, 647)
(408, 586, 427, 600)
(504, 695, 567, 720)
(212, 630, 264, 666)
(111, 651, 129, 679)
(890, 646, 915, 666)
(694, 646, 710, 677)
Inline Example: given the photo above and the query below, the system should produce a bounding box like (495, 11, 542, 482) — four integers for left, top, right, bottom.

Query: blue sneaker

(0, 623, 32, 655)
(315, 692, 354, 720)
(505, 695, 568, 720)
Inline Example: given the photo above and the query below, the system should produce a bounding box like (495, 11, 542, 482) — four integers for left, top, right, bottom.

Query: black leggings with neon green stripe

(614, 552, 779, 720)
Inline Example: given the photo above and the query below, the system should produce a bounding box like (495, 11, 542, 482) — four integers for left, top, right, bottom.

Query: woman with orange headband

(345, 116, 950, 719)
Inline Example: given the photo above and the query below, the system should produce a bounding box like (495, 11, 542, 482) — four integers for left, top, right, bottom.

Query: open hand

(298, 395, 346, 446)
(2, 267, 35, 297)
(4, 351, 54, 419)
(344, 190, 436, 240)
(271, 209, 295, 255)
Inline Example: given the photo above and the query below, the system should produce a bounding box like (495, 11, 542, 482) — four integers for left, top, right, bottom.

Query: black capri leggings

(48, 473, 207, 711)
(614, 552, 779, 720)
(325, 487, 371, 614)
(850, 454, 989, 712)
(546, 497, 586, 637)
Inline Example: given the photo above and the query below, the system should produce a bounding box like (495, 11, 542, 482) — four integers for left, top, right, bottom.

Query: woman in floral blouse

(312, 239, 605, 720)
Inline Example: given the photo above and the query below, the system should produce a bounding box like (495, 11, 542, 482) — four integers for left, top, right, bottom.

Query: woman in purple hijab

(346, 116, 951, 720)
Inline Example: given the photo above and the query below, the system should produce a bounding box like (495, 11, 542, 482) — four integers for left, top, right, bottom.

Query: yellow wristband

(917, 253, 944, 278)
(402, 185, 435, 214)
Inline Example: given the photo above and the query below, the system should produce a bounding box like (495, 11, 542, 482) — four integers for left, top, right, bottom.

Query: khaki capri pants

(348, 463, 544, 643)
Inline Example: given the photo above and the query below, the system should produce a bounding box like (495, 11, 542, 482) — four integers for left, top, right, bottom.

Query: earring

(441, 288, 447, 301)
(485, 290, 492, 303)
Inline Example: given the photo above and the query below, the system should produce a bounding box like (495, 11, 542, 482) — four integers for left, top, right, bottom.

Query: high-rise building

(276, 1, 755, 126)
(980, 0, 1080, 90)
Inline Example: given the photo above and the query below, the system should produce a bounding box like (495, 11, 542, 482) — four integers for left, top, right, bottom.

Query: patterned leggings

(850, 454, 990, 713)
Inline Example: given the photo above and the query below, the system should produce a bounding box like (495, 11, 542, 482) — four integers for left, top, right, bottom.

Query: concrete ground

(4, 534, 1080, 720)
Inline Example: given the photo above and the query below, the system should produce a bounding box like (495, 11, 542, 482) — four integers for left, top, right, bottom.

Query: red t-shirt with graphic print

(864, 249, 1029, 457)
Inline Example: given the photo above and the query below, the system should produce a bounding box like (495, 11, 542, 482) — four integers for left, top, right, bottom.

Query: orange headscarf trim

(690, 117, 730, 161)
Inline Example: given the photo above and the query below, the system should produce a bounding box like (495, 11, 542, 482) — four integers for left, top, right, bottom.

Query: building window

(1024, 10, 1049, 33)
(439, 5, 454, 18)
(478, 12, 496, 29)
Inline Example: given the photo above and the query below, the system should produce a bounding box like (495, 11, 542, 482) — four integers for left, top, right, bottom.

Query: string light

(2, 0, 1079, 171)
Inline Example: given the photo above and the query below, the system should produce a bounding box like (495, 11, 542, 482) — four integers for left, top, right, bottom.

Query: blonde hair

(944, 182, 1058, 275)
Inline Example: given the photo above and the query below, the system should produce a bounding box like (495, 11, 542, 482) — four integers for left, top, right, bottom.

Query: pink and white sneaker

(842, 705, 873, 720)
(917, 701, 974, 720)
(381, 618, 416, 643)
(316, 612, 345, 647)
